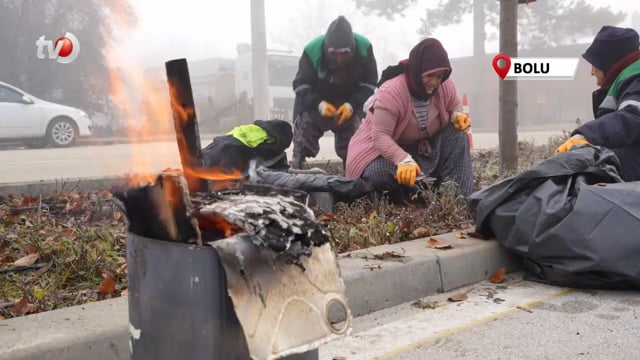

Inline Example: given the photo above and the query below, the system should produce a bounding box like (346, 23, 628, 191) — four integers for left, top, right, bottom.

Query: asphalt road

(0, 131, 564, 184)
(321, 276, 640, 360)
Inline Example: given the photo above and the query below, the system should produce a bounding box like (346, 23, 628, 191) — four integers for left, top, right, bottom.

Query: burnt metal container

(127, 233, 319, 360)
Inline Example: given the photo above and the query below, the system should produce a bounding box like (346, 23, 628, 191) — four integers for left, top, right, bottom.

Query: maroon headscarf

(399, 38, 451, 101)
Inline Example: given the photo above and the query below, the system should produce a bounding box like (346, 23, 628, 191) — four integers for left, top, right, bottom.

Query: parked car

(0, 81, 93, 148)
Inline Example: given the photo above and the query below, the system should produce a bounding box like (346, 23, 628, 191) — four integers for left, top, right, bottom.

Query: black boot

(291, 152, 305, 170)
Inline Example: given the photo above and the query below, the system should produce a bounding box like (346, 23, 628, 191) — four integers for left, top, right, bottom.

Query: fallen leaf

(412, 299, 439, 309)
(120, 289, 129, 297)
(25, 245, 39, 255)
(0, 255, 14, 265)
(373, 251, 405, 260)
(113, 211, 123, 221)
(455, 232, 467, 239)
(466, 231, 487, 240)
(363, 264, 382, 271)
(116, 262, 128, 275)
(412, 227, 430, 238)
(98, 274, 116, 298)
(517, 305, 534, 313)
(12, 253, 39, 266)
(483, 288, 498, 299)
(399, 219, 412, 232)
(427, 238, 453, 250)
(0, 314, 5, 320)
(448, 292, 469, 302)
(11, 296, 30, 315)
(490, 267, 506, 284)
(61, 228, 75, 237)
(318, 213, 336, 222)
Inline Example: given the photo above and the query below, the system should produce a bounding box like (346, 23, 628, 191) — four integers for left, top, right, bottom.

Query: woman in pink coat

(345, 38, 473, 201)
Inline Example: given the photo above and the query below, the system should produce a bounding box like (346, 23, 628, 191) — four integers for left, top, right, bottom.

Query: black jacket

(292, 33, 378, 119)
(573, 68, 640, 181)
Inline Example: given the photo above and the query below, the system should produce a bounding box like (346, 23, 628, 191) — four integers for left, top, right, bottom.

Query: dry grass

(0, 192, 127, 319)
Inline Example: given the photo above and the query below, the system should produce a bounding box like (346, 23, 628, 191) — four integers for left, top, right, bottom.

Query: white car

(0, 81, 93, 148)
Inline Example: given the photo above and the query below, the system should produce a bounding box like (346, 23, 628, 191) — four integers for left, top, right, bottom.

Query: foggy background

(0, 0, 638, 136)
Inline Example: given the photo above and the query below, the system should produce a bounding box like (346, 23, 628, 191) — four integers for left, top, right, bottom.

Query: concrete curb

(0, 233, 521, 360)
(0, 133, 223, 150)
(0, 176, 129, 197)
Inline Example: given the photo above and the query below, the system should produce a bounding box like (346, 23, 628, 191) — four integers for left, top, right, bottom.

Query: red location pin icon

(492, 54, 511, 79)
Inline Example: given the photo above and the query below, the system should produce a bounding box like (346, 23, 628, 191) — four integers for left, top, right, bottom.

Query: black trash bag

(201, 119, 292, 174)
(252, 167, 375, 201)
(467, 145, 640, 290)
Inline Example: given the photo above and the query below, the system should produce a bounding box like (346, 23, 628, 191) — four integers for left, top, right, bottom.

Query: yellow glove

(452, 112, 471, 133)
(318, 101, 336, 117)
(336, 102, 353, 125)
(396, 155, 421, 186)
(555, 134, 590, 154)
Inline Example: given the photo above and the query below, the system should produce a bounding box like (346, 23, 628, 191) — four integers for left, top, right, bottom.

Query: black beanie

(583, 26, 640, 74)
(324, 16, 354, 51)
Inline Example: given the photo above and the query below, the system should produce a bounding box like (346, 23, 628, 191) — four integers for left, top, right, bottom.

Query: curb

(0, 233, 521, 360)
(0, 134, 222, 151)
(0, 176, 130, 197)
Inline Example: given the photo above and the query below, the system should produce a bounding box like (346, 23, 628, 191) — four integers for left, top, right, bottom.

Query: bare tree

(269, 0, 415, 73)
(356, 0, 626, 56)
(0, 0, 137, 114)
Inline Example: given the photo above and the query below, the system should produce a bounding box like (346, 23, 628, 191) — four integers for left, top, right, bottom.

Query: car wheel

(47, 118, 77, 147)
(23, 139, 48, 149)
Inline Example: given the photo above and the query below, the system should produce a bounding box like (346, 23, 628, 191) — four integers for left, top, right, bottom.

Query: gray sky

(114, 0, 637, 70)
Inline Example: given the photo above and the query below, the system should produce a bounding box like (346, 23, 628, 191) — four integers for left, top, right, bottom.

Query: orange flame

(183, 167, 243, 181)
(168, 82, 195, 125)
(106, 45, 176, 187)
(196, 213, 242, 238)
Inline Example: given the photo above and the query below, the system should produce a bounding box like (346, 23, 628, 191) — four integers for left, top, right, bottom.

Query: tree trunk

(473, 0, 486, 56)
(498, 0, 518, 171)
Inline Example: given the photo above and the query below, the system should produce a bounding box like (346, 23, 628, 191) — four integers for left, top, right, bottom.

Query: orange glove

(452, 112, 471, 133)
(318, 101, 336, 117)
(555, 134, 590, 154)
(396, 155, 421, 186)
(336, 102, 353, 125)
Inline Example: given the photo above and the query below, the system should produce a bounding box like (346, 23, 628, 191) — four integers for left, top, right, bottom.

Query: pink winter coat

(345, 74, 462, 178)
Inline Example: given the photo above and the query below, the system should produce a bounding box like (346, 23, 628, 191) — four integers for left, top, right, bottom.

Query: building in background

(141, 57, 236, 133)
(235, 43, 299, 122)
(450, 43, 596, 132)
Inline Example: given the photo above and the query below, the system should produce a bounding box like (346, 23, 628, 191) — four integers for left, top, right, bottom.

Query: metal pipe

(250, 0, 271, 119)
(165, 58, 208, 193)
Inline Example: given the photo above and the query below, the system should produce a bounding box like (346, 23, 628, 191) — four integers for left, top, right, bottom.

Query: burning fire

(105, 5, 241, 191)
(196, 213, 242, 238)
(183, 167, 243, 181)
(168, 82, 195, 125)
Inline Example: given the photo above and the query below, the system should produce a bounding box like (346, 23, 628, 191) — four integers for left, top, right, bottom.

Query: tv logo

(36, 32, 80, 64)
(492, 54, 578, 80)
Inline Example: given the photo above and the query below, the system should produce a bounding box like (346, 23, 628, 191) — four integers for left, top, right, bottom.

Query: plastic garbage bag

(467, 146, 640, 289)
